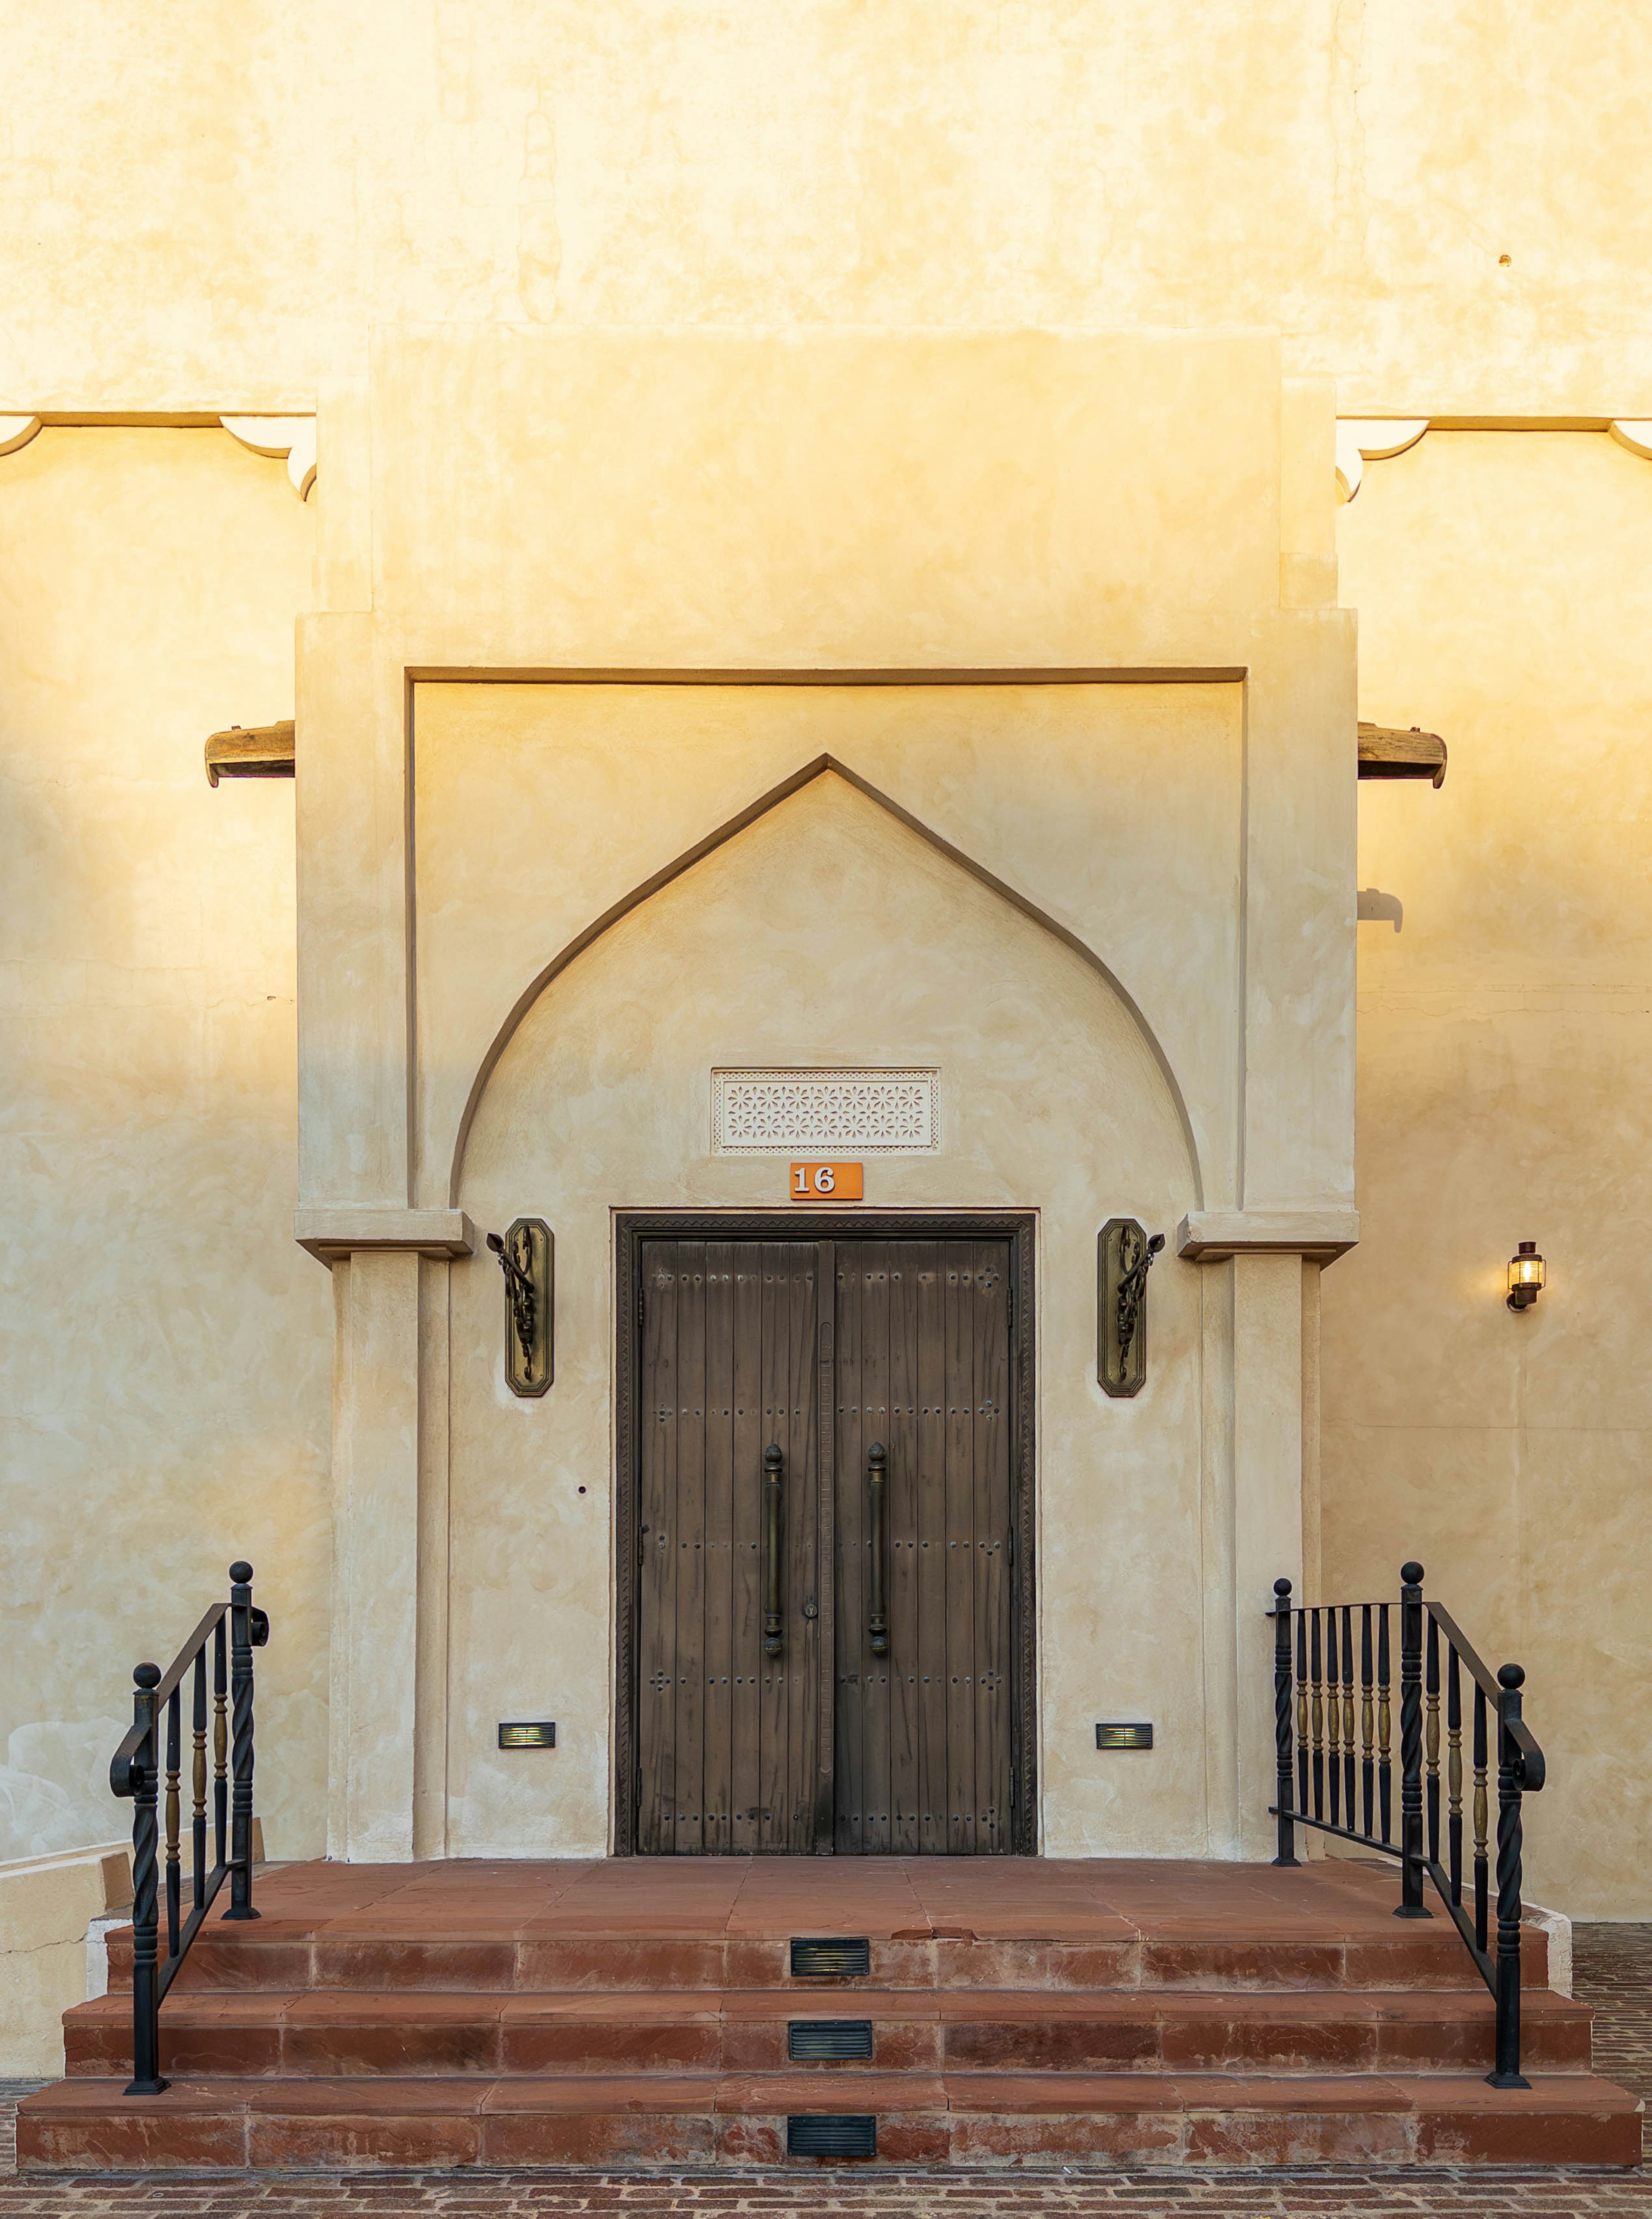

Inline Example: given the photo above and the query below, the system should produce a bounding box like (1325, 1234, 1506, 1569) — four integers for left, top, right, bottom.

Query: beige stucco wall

(0, 428, 332, 1866)
(0, 5, 1643, 1907)
(1, 3, 1646, 413)
(1323, 429, 1652, 1916)
(413, 678, 1241, 1213)
(447, 761, 1202, 1856)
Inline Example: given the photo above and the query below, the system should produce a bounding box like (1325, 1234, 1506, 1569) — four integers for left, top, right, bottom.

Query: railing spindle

(1473, 1681, 1491, 1954)
(164, 1686, 182, 1962)
(1310, 1609, 1325, 1821)
(213, 1616, 228, 1869)
(1272, 1580, 1298, 1864)
(1378, 1603, 1392, 1843)
(1360, 1604, 1375, 1838)
(191, 1650, 207, 1923)
(1295, 1606, 1310, 1821)
(1395, 1561, 1429, 1918)
(1425, 1610, 1442, 1867)
(1341, 1605, 1357, 1825)
(1447, 1643, 1463, 1906)
(1326, 1607, 1342, 1827)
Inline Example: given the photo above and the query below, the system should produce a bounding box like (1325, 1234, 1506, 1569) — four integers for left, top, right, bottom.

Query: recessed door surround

(615, 1213, 1036, 1855)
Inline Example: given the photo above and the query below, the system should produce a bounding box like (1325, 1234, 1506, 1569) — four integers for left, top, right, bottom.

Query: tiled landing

(17, 1858, 1642, 2172)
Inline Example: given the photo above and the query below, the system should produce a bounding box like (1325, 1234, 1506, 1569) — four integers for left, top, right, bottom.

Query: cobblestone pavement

(1579, 1925, 1652, 2115)
(1, 1926, 1646, 2218)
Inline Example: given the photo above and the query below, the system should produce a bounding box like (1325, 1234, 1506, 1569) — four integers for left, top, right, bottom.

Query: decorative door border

(612, 1208, 1038, 1856)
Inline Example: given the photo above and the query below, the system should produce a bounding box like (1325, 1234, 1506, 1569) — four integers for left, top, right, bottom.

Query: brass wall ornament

(487, 1218, 553, 1396)
(1097, 1217, 1165, 1397)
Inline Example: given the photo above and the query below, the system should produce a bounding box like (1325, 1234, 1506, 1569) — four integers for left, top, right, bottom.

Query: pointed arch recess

(446, 755, 1204, 1206)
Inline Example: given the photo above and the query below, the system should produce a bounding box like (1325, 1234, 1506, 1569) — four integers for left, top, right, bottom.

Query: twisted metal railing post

(1394, 1560, 1431, 1918)
(1489, 1661, 1529, 2088)
(1271, 1578, 1298, 1865)
(224, 1561, 260, 1920)
(124, 1663, 167, 2095)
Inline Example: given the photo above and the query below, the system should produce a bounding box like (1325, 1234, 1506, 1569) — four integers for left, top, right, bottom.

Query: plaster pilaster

(327, 1250, 422, 1861)
(1232, 1253, 1307, 1860)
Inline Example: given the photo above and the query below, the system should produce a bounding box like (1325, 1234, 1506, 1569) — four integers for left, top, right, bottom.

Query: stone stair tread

(41, 1862, 1630, 2172)
(27, 2068, 1641, 2113)
(65, 1983, 1593, 2023)
(24, 2071, 1640, 2169)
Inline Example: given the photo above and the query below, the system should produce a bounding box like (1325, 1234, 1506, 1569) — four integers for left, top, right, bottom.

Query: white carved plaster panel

(711, 1067, 940, 1154)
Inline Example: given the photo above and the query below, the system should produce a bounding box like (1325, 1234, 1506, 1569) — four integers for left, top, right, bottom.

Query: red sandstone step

(104, 1920, 1545, 1995)
(19, 2068, 1642, 2171)
(63, 1983, 1596, 2079)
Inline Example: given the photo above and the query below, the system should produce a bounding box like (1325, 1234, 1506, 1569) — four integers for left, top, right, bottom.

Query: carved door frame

(613, 1208, 1038, 1855)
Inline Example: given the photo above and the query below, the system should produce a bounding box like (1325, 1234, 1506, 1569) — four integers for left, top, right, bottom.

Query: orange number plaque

(789, 1161, 863, 1201)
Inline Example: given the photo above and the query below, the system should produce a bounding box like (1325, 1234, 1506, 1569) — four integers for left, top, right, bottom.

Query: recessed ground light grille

(789, 2019, 874, 2061)
(787, 2113, 876, 2159)
(790, 1935, 871, 1976)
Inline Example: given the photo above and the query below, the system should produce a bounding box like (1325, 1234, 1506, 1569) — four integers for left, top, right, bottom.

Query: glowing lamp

(1506, 1241, 1545, 1312)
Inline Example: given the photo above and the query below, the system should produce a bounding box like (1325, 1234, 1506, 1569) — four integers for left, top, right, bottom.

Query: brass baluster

(1310, 1610, 1325, 1821)
(191, 1649, 208, 1924)
(164, 1686, 181, 1963)
(213, 1618, 228, 1871)
(1360, 1603, 1375, 1839)
(1341, 1604, 1357, 1827)
(1473, 1683, 1490, 1955)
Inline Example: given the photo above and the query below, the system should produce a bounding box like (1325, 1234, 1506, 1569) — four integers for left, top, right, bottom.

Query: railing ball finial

(1498, 1661, 1524, 1691)
(229, 1561, 253, 1585)
(1274, 1577, 1292, 1599)
(134, 1661, 161, 1690)
(1401, 1560, 1424, 1586)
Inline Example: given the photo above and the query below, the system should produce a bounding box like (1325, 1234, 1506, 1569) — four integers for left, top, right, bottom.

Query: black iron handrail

(1268, 1561, 1545, 2089)
(109, 1561, 269, 2094)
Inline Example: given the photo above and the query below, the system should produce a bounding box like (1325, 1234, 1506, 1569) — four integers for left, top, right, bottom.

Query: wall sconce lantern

(1507, 1240, 1546, 1313)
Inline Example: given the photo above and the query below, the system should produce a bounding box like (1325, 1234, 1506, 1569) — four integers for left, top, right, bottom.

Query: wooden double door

(632, 1235, 1026, 1855)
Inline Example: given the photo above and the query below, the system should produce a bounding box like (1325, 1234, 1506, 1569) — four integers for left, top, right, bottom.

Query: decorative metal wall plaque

(712, 1068, 939, 1154)
(487, 1217, 553, 1397)
(1097, 1216, 1165, 1398)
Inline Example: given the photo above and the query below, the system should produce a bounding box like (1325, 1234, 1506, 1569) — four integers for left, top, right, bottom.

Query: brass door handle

(763, 1444, 784, 1656)
(868, 1442, 889, 1657)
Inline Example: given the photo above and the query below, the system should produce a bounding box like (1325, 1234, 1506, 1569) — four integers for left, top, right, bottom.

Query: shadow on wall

(1357, 887, 1404, 932)
(0, 1720, 126, 1863)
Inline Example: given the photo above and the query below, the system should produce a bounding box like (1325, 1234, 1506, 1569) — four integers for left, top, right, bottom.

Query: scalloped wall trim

(1335, 419, 1429, 503)
(219, 414, 317, 499)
